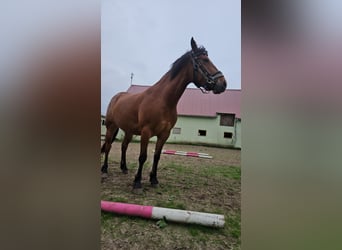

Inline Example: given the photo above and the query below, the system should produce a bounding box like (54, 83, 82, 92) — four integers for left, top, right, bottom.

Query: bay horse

(101, 37, 227, 192)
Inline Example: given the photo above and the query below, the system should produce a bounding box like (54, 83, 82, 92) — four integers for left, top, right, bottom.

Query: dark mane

(170, 46, 207, 80)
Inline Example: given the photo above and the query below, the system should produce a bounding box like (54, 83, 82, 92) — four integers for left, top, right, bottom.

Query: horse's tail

(101, 128, 119, 154)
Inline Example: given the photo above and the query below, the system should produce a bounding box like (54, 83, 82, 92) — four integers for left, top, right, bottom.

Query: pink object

(101, 201, 153, 218)
(163, 150, 176, 154)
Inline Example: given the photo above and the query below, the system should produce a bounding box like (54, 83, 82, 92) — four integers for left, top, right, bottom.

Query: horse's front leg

(150, 132, 170, 187)
(133, 129, 150, 192)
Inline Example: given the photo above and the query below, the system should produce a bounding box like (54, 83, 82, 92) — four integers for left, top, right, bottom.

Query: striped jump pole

(161, 150, 213, 159)
(101, 200, 224, 228)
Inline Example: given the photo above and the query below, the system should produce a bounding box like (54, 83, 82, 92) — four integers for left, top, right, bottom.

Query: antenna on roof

(130, 72, 134, 85)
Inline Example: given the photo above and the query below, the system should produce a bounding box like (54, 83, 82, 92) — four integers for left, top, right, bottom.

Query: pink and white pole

(161, 150, 213, 159)
(101, 200, 225, 228)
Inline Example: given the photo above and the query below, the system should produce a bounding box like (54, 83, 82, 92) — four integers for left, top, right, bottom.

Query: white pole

(152, 207, 225, 228)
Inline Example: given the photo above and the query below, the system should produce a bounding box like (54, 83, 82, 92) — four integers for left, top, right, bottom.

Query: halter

(191, 50, 224, 93)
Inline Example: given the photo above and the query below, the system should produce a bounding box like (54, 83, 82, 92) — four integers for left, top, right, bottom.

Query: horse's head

(190, 37, 227, 94)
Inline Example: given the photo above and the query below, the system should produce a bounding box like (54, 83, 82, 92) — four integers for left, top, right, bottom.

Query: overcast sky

(101, 0, 241, 114)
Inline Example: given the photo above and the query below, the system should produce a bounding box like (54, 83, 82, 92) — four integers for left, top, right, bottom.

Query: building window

(224, 132, 233, 139)
(220, 114, 235, 126)
(172, 127, 181, 134)
(198, 130, 207, 136)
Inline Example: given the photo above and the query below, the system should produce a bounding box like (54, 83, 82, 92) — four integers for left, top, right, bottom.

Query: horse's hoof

(151, 183, 159, 188)
(132, 181, 143, 194)
(132, 188, 143, 194)
(101, 165, 108, 173)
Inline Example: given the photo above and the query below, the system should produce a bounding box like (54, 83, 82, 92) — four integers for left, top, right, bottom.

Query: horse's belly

(118, 122, 141, 135)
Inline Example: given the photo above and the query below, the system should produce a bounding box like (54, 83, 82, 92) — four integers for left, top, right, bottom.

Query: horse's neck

(152, 68, 192, 107)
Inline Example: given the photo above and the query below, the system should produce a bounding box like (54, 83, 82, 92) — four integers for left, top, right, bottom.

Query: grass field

(101, 142, 241, 250)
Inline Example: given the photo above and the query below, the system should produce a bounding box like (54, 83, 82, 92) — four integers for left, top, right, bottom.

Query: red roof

(127, 85, 241, 118)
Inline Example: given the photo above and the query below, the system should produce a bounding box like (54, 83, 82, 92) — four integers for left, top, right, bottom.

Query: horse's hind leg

(150, 132, 170, 187)
(120, 133, 132, 174)
(101, 125, 119, 174)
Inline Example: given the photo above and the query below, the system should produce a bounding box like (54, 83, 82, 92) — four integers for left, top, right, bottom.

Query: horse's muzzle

(212, 79, 227, 94)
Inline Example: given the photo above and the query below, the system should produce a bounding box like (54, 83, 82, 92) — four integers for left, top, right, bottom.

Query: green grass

(101, 212, 150, 232)
(101, 212, 114, 230)
(101, 212, 125, 235)
(227, 213, 241, 241)
(201, 165, 241, 180)
(187, 223, 220, 236)
(107, 196, 128, 203)
(127, 162, 136, 170)
(155, 200, 186, 210)
(166, 162, 192, 174)
(166, 162, 241, 180)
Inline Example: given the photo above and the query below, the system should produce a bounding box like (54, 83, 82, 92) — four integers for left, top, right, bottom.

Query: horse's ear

(191, 37, 198, 51)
